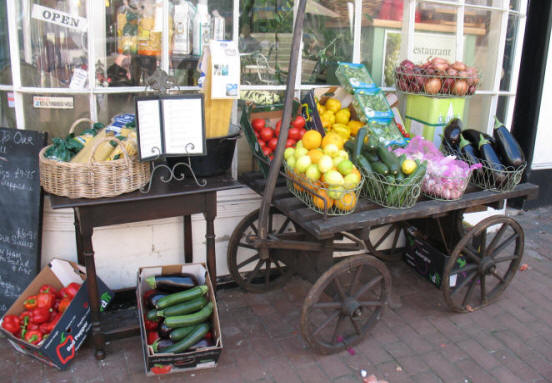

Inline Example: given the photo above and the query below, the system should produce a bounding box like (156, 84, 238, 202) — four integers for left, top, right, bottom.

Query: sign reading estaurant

(31, 4, 88, 32)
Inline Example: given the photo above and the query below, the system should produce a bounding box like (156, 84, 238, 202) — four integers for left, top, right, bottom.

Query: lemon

(347, 120, 364, 137)
(335, 108, 351, 125)
(401, 159, 417, 175)
(325, 98, 341, 113)
(322, 110, 336, 127)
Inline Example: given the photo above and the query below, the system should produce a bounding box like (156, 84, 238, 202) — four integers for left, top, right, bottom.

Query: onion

(452, 79, 468, 96)
(467, 85, 476, 95)
(451, 61, 467, 71)
(431, 57, 449, 66)
(424, 78, 442, 95)
(446, 68, 458, 77)
(432, 62, 449, 73)
(442, 78, 455, 94)
(400, 59, 415, 70)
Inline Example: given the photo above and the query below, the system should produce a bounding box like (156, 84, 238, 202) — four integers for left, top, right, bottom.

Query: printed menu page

(136, 99, 163, 160)
(162, 98, 204, 155)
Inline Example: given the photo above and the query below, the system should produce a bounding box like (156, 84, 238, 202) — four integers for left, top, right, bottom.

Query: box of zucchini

(136, 264, 222, 376)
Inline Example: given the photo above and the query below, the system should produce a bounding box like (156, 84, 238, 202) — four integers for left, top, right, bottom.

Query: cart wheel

(301, 254, 391, 354)
(227, 208, 296, 293)
(442, 215, 524, 313)
(364, 223, 406, 262)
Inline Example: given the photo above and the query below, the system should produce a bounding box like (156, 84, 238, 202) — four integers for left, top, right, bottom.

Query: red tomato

(299, 128, 307, 139)
(254, 130, 259, 138)
(275, 121, 282, 137)
(285, 139, 296, 148)
(252, 118, 265, 132)
(269, 155, 274, 161)
(268, 137, 278, 150)
(262, 147, 272, 157)
(258, 139, 266, 149)
(288, 127, 301, 141)
(260, 127, 274, 142)
(291, 115, 306, 130)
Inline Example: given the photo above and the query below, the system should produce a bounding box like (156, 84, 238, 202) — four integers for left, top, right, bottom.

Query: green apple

(344, 172, 361, 187)
(286, 155, 296, 169)
(337, 159, 354, 176)
(295, 155, 312, 173)
(284, 147, 295, 160)
(333, 156, 344, 168)
(318, 155, 333, 173)
(305, 164, 321, 182)
(337, 150, 349, 160)
(295, 147, 308, 159)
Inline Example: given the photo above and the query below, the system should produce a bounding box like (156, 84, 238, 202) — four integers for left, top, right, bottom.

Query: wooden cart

(228, 0, 539, 355)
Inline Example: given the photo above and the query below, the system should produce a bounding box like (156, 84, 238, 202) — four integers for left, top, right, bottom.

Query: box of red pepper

(0, 259, 113, 369)
(136, 263, 222, 377)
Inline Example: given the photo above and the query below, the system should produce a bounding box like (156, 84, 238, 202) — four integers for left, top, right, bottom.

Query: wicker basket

(39, 118, 151, 199)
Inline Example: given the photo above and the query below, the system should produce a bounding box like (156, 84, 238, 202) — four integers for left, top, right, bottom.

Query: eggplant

(147, 292, 169, 309)
(493, 117, 525, 167)
(188, 338, 215, 351)
(158, 321, 172, 339)
(444, 118, 463, 147)
(152, 338, 174, 353)
(146, 274, 198, 292)
(478, 134, 506, 187)
(463, 129, 495, 148)
(459, 134, 483, 178)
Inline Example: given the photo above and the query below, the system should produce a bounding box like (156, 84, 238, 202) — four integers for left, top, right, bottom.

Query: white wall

(531, 35, 552, 169)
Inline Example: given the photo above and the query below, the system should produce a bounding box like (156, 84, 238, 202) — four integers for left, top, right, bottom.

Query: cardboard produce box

(0, 259, 113, 369)
(403, 226, 468, 289)
(137, 263, 222, 377)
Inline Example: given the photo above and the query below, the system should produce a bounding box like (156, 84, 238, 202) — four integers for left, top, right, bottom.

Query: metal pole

(257, 0, 308, 258)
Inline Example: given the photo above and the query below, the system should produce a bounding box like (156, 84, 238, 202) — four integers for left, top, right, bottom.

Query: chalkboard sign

(0, 127, 46, 315)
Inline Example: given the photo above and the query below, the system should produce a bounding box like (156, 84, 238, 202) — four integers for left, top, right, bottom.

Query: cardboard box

(137, 264, 222, 377)
(404, 95, 465, 148)
(0, 259, 113, 369)
(403, 226, 468, 288)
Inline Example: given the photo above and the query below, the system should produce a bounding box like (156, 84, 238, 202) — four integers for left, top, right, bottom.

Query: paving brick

(356, 339, 393, 365)
(382, 340, 414, 359)
(457, 339, 500, 370)
(494, 330, 552, 377)
(394, 355, 430, 375)
(492, 349, 543, 382)
(411, 370, 444, 383)
(428, 317, 467, 343)
(295, 361, 331, 383)
(422, 350, 466, 383)
(488, 366, 523, 383)
(316, 354, 353, 379)
(455, 357, 499, 383)
(264, 356, 302, 383)
(435, 342, 469, 363)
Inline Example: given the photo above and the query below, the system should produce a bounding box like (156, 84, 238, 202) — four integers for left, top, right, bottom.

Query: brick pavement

(2, 207, 552, 383)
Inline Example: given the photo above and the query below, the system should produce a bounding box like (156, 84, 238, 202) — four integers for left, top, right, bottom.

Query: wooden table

(49, 174, 240, 360)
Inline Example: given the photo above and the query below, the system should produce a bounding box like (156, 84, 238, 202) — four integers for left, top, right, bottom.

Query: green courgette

(354, 128, 368, 158)
(164, 302, 213, 328)
(376, 145, 400, 176)
(370, 161, 389, 176)
(169, 325, 196, 342)
(344, 139, 356, 156)
(157, 296, 209, 318)
(146, 309, 160, 321)
(155, 285, 208, 309)
(364, 134, 378, 151)
(354, 154, 372, 174)
(406, 160, 427, 182)
(162, 323, 210, 354)
(362, 148, 379, 163)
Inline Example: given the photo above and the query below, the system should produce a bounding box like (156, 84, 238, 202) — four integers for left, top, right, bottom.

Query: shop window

(301, 1, 353, 85)
(0, 91, 16, 128)
(0, 2, 11, 85)
(500, 14, 520, 92)
(96, 93, 143, 123)
(17, 0, 88, 88)
(465, 94, 492, 132)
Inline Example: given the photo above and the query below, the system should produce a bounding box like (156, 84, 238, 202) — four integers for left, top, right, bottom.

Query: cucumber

(164, 302, 213, 328)
(362, 147, 379, 163)
(354, 154, 372, 174)
(364, 134, 378, 151)
(146, 309, 160, 321)
(155, 285, 208, 309)
(354, 128, 368, 158)
(344, 139, 356, 156)
(406, 160, 427, 182)
(169, 325, 196, 342)
(376, 145, 400, 176)
(162, 323, 210, 354)
(370, 161, 389, 176)
(157, 296, 209, 318)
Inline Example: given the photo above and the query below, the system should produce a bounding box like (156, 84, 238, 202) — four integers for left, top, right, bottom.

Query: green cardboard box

(404, 95, 465, 147)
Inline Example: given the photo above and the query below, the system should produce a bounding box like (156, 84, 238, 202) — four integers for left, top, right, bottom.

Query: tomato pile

(251, 115, 307, 159)
(1, 282, 81, 345)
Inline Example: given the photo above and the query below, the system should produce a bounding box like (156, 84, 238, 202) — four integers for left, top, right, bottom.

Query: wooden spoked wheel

(227, 208, 296, 293)
(364, 223, 407, 262)
(442, 215, 524, 313)
(300, 254, 391, 354)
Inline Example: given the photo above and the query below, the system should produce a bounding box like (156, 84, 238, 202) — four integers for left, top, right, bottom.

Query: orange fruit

(351, 167, 362, 179)
(302, 130, 322, 150)
(312, 189, 333, 210)
(348, 120, 364, 137)
(308, 149, 324, 164)
(321, 132, 344, 150)
(335, 192, 357, 211)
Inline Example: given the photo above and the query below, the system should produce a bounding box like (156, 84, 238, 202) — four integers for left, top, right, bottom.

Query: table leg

(203, 192, 217, 290)
(79, 225, 106, 360)
(73, 210, 84, 266)
(184, 215, 193, 263)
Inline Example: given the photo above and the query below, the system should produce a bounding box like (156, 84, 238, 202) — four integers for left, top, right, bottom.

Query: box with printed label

(137, 263, 222, 377)
(0, 259, 113, 369)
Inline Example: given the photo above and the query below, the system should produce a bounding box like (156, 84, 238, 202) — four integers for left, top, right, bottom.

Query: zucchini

(354, 154, 372, 174)
(376, 145, 400, 176)
(157, 296, 209, 318)
(370, 161, 389, 176)
(164, 302, 214, 328)
(362, 148, 379, 163)
(364, 134, 378, 151)
(155, 285, 208, 309)
(344, 139, 356, 156)
(146, 309, 160, 321)
(406, 160, 427, 182)
(169, 325, 196, 342)
(354, 128, 368, 158)
(162, 323, 210, 354)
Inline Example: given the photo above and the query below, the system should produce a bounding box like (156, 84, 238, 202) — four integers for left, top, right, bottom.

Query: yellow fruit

(325, 98, 341, 113)
(401, 159, 417, 175)
(313, 189, 333, 211)
(322, 110, 335, 126)
(332, 123, 351, 141)
(317, 102, 326, 115)
(335, 192, 357, 211)
(321, 115, 332, 130)
(321, 132, 344, 150)
(323, 143, 339, 157)
(308, 149, 324, 164)
(348, 120, 364, 137)
(335, 108, 351, 125)
(302, 130, 322, 150)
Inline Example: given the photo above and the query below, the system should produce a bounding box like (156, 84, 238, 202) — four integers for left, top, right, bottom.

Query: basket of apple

(394, 58, 480, 97)
(283, 130, 364, 216)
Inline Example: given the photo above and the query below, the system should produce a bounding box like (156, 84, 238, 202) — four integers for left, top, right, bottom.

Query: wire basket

(358, 167, 424, 209)
(284, 164, 364, 216)
(441, 140, 526, 192)
(394, 68, 480, 98)
(421, 170, 472, 201)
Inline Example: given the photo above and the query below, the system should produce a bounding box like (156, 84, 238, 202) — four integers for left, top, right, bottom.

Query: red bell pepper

(39, 312, 61, 335)
(27, 322, 40, 331)
(58, 297, 72, 313)
(144, 317, 159, 331)
(25, 329, 43, 345)
(147, 330, 160, 345)
(19, 311, 31, 323)
(60, 282, 80, 299)
(37, 291, 56, 310)
(30, 307, 50, 324)
(1, 315, 20, 335)
(23, 295, 38, 310)
(39, 284, 59, 297)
